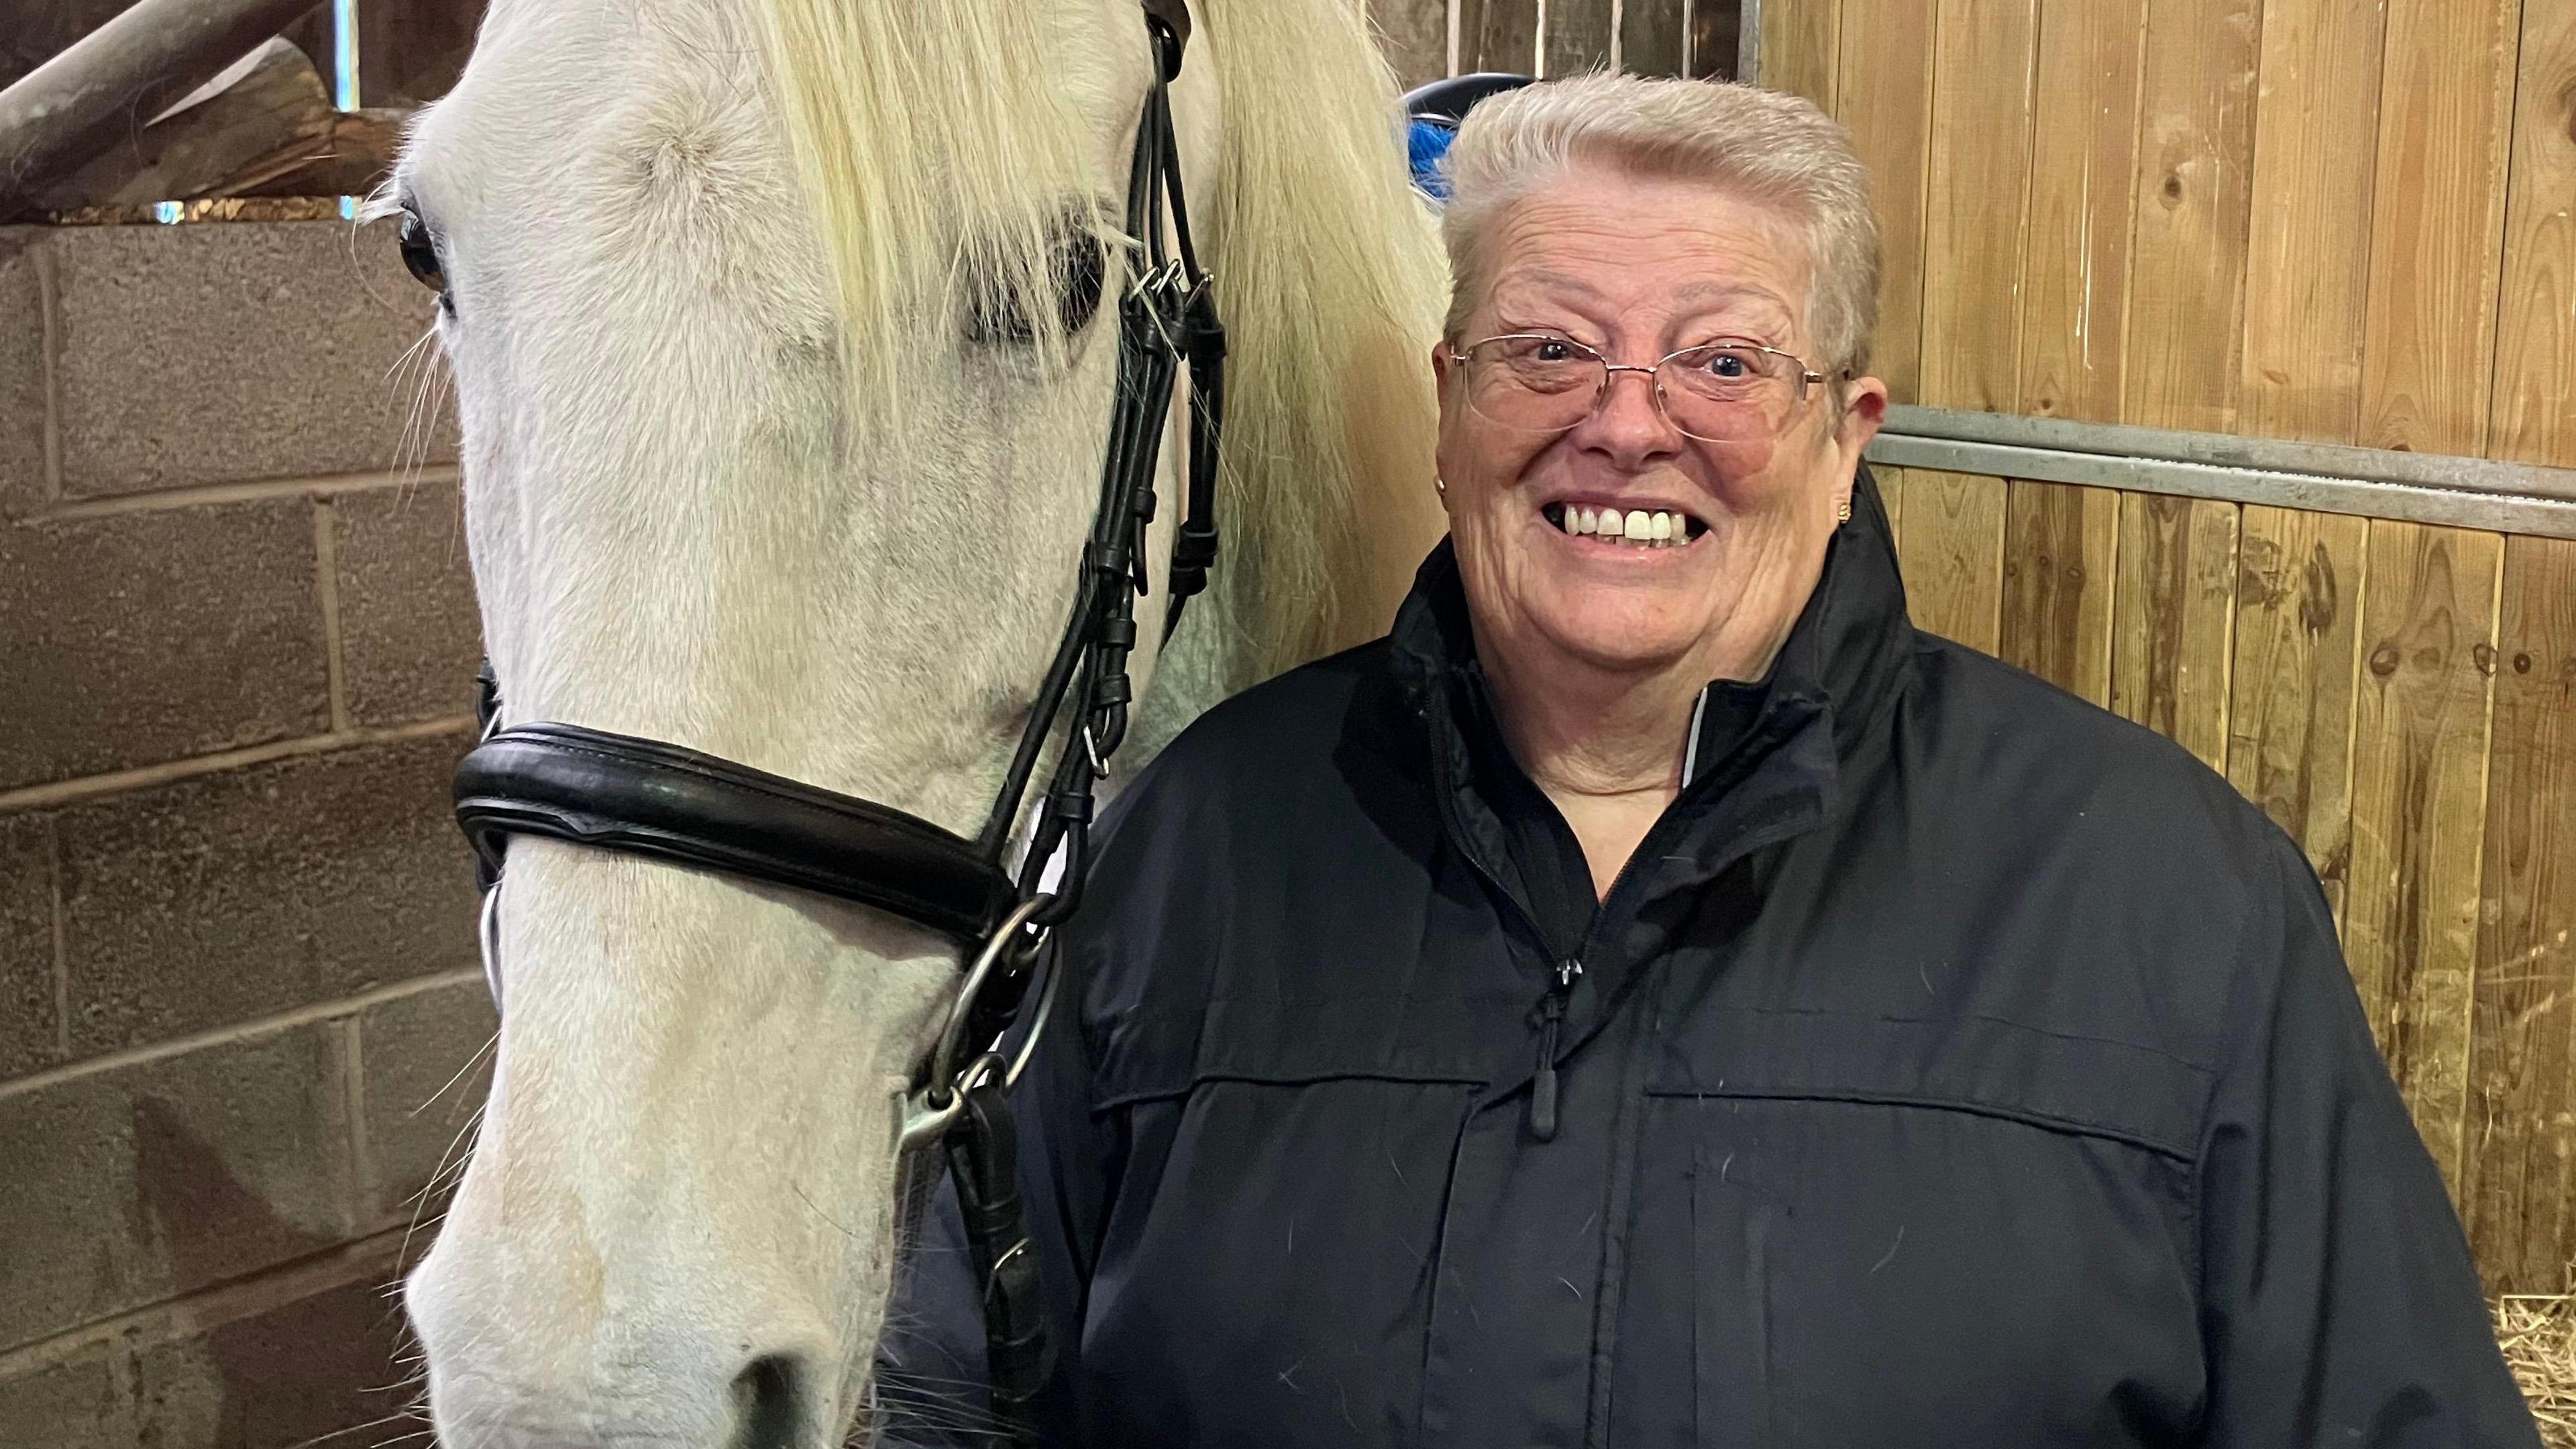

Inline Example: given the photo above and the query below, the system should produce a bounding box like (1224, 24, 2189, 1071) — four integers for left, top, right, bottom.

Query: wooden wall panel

(2237, 0, 2387, 444)
(1543, 0, 1613, 74)
(1758, 0, 1841, 111)
(2463, 536, 2576, 1293)
(1369, 0, 1453, 90)
(2347, 521, 2504, 1194)
(2226, 506, 2369, 923)
(1755, 0, 2576, 1291)
(2121, 0, 2259, 433)
(1458, 0, 1540, 72)
(2016, 0, 2144, 424)
(2111, 494, 2238, 771)
(1619, 0, 1688, 75)
(1834, 0, 1935, 403)
(1916, 0, 2039, 414)
(2488, 0, 2576, 470)
(1875, 466, 1907, 554)
(2357, 0, 2520, 458)
(1894, 470, 2007, 653)
(1999, 481, 2118, 706)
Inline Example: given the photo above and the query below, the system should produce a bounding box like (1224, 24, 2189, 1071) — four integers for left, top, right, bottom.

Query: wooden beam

(0, 0, 324, 220)
(26, 36, 326, 211)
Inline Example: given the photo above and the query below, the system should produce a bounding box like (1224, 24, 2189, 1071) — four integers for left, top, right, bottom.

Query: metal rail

(0, 0, 320, 221)
(1868, 406, 2576, 540)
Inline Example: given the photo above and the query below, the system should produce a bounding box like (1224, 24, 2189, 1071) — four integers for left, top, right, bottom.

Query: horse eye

(1055, 235, 1106, 335)
(398, 211, 448, 296)
(965, 229, 1109, 347)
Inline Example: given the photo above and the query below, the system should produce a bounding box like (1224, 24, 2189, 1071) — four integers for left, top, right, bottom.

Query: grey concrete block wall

(0, 500, 332, 791)
(0, 1022, 360, 1351)
(0, 232, 48, 519)
(356, 978, 496, 1225)
(0, 816, 58, 1078)
(0, 217, 489, 1448)
(56, 735, 478, 1055)
(46, 221, 458, 498)
(0, 1255, 417, 1449)
(334, 484, 484, 726)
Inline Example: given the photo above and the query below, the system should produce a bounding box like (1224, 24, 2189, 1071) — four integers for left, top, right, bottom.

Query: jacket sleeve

(2194, 843, 2539, 1447)
(875, 944, 1118, 1448)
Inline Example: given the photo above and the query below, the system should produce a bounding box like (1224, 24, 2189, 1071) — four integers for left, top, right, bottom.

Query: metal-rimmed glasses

(1446, 333, 1829, 442)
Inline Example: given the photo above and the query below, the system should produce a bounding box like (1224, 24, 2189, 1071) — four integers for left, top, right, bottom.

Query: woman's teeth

(1555, 504, 1692, 548)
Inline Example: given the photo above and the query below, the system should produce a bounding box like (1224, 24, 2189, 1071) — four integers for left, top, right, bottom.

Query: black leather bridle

(449, 8, 1221, 1440)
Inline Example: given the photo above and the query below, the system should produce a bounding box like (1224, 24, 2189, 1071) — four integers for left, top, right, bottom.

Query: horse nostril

(732, 1354, 805, 1449)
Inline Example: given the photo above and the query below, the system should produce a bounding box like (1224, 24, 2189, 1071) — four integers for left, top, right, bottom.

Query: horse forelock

(747, 0, 1448, 684)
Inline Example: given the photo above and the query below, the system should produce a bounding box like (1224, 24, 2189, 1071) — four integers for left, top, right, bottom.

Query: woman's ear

(1834, 375, 1888, 465)
(1431, 341, 1464, 491)
(1827, 376, 1888, 522)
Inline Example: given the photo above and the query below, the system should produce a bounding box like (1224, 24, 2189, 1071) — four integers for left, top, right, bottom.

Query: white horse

(388, 0, 1446, 1442)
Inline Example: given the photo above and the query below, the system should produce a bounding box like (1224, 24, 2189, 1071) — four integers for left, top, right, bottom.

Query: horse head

(390, 0, 1442, 1443)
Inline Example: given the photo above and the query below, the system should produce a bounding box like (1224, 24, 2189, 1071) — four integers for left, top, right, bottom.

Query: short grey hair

(1439, 73, 1881, 385)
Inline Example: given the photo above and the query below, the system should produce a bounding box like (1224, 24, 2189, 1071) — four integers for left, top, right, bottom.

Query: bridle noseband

(449, 10, 1221, 1440)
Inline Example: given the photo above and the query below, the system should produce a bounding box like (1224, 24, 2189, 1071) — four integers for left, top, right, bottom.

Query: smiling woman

(888, 72, 2544, 1449)
(1426, 83, 1888, 890)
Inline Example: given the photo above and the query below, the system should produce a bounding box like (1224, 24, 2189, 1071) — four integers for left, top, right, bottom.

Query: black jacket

(883, 471, 2536, 1448)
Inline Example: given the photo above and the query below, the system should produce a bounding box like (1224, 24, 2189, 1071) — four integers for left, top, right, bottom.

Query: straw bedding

(2498, 1292, 2576, 1446)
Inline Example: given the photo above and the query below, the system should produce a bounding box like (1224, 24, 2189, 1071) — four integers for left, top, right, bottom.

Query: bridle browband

(449, 10, 1221, 1440)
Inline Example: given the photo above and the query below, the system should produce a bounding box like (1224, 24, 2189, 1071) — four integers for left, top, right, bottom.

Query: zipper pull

(1528, 959, 1580, 1142)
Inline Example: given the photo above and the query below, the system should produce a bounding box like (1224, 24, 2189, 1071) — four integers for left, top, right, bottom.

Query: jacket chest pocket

(1691, 1136, 1776, 1445)
(1625, 1012, 2214, 1448)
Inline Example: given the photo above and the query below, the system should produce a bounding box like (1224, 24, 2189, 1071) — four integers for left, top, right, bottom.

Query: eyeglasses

(1445, 333, 1829, 442)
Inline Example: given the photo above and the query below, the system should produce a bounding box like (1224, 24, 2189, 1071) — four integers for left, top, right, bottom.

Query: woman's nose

(1579, 365, 1685, 461)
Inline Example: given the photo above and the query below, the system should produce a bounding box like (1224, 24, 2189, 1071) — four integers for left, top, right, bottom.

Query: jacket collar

(1387, 464, 1916, 789)
(1381, 464, 1917, 1090)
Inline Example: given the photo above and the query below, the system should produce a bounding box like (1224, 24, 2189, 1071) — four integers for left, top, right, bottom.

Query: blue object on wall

(1399, 73, 1536, 205)
(1409, 120, 1458, 200)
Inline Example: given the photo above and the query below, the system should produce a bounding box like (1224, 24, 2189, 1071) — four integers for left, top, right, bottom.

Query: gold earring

(1837, 498, 1853, 523)
(1435, 476, 1449, 500)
